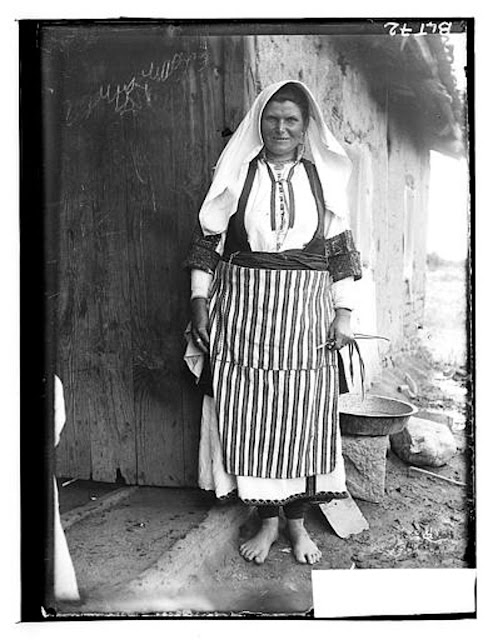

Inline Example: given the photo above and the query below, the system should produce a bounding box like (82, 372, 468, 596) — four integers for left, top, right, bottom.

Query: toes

(240, 543, 262, 563)
(306, 553, 320, 565)
(292, 541, 321, 564)
(239, 545, 254, 561)
(240, 545, 268, 564)
(307, 549, 322, 564)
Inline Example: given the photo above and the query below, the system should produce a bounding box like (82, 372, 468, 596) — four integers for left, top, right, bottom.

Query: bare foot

(239, 517, 279, 564)
(287, 518, 322, 565)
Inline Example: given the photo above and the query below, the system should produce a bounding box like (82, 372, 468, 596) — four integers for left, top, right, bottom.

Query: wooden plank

(222, 36, 246, 135)
(127, 36, 228, 486)
(56, 170, 95, 479)
(127, 75, 185, 487)
(57, 111, 138, 483)
(56, 29, 230, 487)
(87, 116, 136, 483)
(56, 31, 138, 483)
(123, 38, 198, 485)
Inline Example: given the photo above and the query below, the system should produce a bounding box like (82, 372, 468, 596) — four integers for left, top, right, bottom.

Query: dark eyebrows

(263, 114, 300, 122)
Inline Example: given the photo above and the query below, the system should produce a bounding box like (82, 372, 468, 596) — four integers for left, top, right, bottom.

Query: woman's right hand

(190, 297, 210, 354)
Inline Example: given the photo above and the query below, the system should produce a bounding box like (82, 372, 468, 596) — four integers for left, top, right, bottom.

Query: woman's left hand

(327, 308, 354, 350)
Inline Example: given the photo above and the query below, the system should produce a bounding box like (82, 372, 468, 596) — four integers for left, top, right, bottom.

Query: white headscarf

(199, 80, 352, 236)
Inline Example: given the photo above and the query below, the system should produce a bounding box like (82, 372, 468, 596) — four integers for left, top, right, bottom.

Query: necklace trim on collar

(261, 145, 304, 166)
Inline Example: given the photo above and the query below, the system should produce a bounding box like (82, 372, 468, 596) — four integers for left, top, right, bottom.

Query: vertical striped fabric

(209, 261, 338, 479)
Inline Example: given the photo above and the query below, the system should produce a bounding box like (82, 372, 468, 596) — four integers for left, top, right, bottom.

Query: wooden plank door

(52, 26, 229, 486)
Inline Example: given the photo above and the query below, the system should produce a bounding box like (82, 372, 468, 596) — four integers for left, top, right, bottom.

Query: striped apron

(209, 260, 338, 480)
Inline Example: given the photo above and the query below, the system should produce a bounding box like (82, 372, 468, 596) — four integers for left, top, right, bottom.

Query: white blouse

(191, 158, 355, 310)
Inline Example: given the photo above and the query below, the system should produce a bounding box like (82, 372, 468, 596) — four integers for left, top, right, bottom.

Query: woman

(185, 81, 361, 565)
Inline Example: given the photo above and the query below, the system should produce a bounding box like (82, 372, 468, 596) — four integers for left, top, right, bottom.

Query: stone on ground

(390, 416, 457, 467)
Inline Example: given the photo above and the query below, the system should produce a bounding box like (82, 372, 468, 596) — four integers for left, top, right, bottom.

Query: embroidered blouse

(188, 157, 361, 310)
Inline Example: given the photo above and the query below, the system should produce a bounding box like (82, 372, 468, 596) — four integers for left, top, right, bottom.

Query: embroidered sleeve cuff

(184, 227, 222, 273)
(325, 230, 362, 282)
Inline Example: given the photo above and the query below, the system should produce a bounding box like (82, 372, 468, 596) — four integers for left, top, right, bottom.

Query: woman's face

(261, 99, 306, 159)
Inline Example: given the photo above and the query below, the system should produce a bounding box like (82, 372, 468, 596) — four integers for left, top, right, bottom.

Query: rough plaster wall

(384, 118, 430, 349)
(247, 35, 430, 370)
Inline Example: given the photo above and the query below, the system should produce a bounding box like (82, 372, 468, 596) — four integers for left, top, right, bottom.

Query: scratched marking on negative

(65, 49, 209, 125)
(384, 21, 453, 36)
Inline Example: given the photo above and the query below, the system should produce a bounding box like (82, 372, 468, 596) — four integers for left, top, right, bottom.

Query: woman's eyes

(265, 117, 299, 125)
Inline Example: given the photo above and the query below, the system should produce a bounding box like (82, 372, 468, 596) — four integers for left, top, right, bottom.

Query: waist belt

(222, 249, 329, 271)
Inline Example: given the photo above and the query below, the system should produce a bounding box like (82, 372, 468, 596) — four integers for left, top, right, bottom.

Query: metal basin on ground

(339, 393, 417, 436)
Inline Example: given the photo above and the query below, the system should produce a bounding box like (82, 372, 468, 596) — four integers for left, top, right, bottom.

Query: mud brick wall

(244, 35, 430, 375)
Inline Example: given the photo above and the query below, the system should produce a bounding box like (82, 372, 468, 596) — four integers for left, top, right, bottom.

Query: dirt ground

(58, 260, 473, 616)
(157, 352, 473, 615)
(61, 486, 212, 595)
(60, 352, 472, 615)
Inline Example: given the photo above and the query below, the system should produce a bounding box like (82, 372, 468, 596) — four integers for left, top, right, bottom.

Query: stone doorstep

(120, 502, 251, 593)
(59, 435, 387, 611)
(64, 489, 367, 613)
(74, 495, 367, 614)
(76, 502, 252, 612)
(60, 486, 250, 612)
(61, 468, 381, 608)
(61, 486, 139, 531)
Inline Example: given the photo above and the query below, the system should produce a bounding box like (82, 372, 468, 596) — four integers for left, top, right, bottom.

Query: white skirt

(198, 395, 347, 505)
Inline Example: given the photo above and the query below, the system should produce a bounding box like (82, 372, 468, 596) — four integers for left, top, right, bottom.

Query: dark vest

(223, 157, 327, 257)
